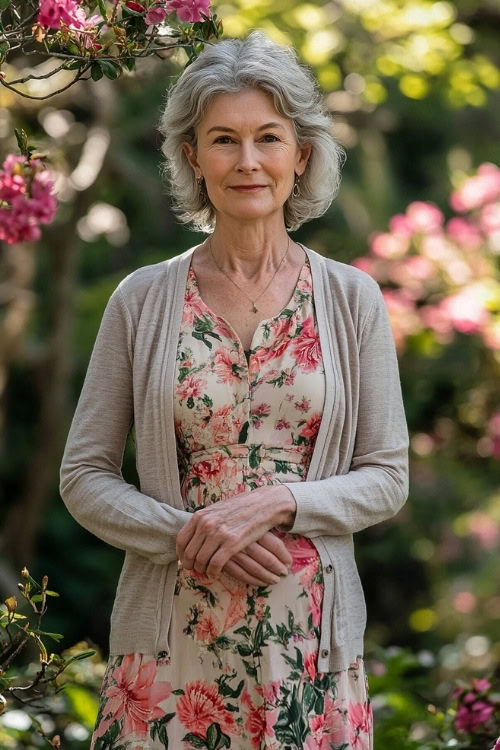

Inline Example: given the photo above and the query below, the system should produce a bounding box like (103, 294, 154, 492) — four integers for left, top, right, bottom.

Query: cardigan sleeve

(59, 283, 192, 565)
(281, 282, 409, 537)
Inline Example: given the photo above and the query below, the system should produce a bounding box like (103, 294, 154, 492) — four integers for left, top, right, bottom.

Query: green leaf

(64, 650, 96, 665)
(99, 59, 121, 79)
(97, 0, 107, 22)
(0, 0, 11, 10)
(91, 63, 104, 81)
(182, 733, 207, 749)
(206, 722, 221, 750)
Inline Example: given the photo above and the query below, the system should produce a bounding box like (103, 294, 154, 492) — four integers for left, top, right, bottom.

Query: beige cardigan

(59, 241, 409, 673)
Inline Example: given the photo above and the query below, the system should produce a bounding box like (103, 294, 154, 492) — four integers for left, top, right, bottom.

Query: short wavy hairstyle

(157, 29, 347, 233)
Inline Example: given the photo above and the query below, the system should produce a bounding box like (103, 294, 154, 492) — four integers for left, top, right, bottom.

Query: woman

(60, 30, 409, 750)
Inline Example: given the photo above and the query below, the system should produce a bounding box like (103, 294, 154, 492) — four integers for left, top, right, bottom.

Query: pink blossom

(38, 0, 85, 29)
(146, 5, 168, 24)
(441, 290, 490, 334)
(471, 677, 492, 692)
(446, 216, 483, 250)
(406, 201, 444, 234)
(389, 213, 414, 236)
(165, 0, 211, 23)
(450, 163, 500, 212)
(0, 156, 58, 244)
(455, 699, 495, 732)
(370, 231, 410, 259)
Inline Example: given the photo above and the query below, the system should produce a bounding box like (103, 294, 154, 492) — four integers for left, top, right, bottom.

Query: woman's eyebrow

(206, 122, 286, 135)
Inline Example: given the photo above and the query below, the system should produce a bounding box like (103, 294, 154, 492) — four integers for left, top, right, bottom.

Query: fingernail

(279, 570, 288, 577)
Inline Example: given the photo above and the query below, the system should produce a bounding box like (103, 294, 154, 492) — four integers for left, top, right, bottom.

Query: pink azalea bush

(0, 155, 58, 243)
(450, 676, 499, 743)
(37, 0, 212, 29)
(352, 162, 500, 355)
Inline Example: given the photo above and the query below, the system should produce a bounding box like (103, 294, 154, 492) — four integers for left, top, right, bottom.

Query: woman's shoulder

(305, 245, 381, 312)
(115, 247, 194, 313)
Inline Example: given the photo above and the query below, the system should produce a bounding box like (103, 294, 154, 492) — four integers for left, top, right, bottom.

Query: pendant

(252, 304, 258, 313)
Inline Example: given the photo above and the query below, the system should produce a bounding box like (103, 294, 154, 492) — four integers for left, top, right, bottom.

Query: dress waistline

(186, 443, 310, 466)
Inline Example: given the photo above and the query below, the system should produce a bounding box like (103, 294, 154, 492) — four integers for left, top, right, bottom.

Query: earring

(292, 173, 301, 198)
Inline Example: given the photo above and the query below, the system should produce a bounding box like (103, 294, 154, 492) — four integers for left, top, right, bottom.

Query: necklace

(208, 235, 291, 314)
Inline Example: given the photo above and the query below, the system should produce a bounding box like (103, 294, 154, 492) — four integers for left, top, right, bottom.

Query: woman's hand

(221, 531, 293, 586)
(176, 485, 294, 579)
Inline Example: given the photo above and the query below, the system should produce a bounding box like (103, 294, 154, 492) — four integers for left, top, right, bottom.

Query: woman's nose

(235, 141, 261, 171)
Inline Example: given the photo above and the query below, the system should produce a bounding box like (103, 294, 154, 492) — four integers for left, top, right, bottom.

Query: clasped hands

(176, 484, 296, 586)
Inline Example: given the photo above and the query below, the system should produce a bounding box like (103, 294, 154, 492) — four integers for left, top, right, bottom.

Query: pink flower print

(250, 403, 271, 431)
(261, 680, 281, 704)
(275, 419, 291, 430)
(291, 315, 322, 372)
(300, 412, 322, 440)
(176, 373, 207, 402)
(211, 404, 234, 443)
(295, 396, 311, 413)
(308, 581, 323, 628)
(299, 556, 319, 587)
(213, 347, 243, 384)
(297, 274, 312, 295)
(191, 451, 225, 483)
(271, 315, 295, 341)
(348, 700, 373, 749)
(176, 680, 237, 736)
(241, 688, 278, 748)
(304, 650, 317, 682)
(165, 0, 211, 23)
(306, 695, 348, 748)
(283, 368, 295, 386)
(195, 611, 221, 643)
(183, 283, 206, 325)
(286, 535, 317, 574)
(93, 654, 172, 741)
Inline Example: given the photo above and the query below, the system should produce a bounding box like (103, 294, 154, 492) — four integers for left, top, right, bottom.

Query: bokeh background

(1, 0, 499, 748)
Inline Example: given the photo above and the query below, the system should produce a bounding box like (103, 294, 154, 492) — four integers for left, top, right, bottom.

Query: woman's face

(183, 87, 311, 224)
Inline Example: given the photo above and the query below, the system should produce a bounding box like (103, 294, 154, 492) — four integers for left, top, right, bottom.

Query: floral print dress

(91, 255, 373, 750)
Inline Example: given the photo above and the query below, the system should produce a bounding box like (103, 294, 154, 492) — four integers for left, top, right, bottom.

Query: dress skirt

(90, 255, 373, 749)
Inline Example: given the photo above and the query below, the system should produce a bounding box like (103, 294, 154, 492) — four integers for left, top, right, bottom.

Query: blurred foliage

(0, 0, 499, 747)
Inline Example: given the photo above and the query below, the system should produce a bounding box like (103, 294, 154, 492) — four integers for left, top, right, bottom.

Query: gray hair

(157, 29, 346, 233)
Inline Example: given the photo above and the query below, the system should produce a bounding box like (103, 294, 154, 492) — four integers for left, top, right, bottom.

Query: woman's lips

(230, 186, 266, 191)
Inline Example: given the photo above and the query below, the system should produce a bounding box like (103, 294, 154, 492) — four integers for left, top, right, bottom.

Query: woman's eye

(214, 134, 280, 144)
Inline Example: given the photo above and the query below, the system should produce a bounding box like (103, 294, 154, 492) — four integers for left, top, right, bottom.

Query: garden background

(0, 0, 499, 748)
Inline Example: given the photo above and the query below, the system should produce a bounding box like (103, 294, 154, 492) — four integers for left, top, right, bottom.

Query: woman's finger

(237, 545, 288, 577)
(232, 551, 283, 582)
(254, 531, 293, 567)
(183, 533, 220, 572)
(222, 559, 275, 587)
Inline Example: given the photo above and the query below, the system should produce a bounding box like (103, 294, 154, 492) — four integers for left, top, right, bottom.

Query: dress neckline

(187, 247, 311, 363)
(188, 248, 310, 328)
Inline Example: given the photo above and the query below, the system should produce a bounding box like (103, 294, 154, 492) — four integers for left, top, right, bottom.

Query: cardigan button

(321, 649, 329, 658)
(325, 564, 333, 573)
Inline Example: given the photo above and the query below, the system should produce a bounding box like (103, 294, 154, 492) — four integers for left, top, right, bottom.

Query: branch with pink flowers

(0, 0, 222, 244)
(0, 0, 222, 99)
